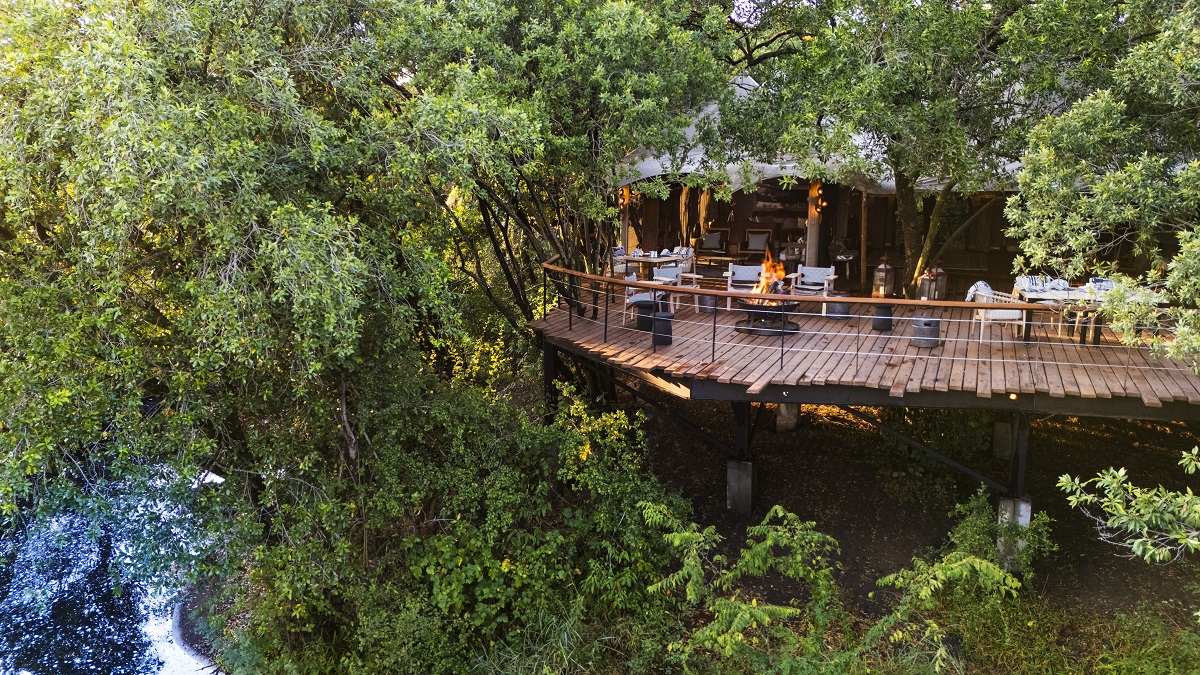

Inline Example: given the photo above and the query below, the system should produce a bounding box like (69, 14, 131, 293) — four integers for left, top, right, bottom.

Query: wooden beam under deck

(532, 298, 1200, 423)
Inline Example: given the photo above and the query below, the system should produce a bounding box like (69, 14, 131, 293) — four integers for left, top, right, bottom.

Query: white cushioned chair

(723, 263, 763, 310)
(662, 247, 702, 309)
(652, 265, 686, 312)
(787, 266, 837, 295)
(967, 281, 1024, 344)
(623, 273, 661, 325)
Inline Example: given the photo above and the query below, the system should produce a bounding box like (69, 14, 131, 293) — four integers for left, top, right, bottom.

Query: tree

(1059, 449, 1200, 565)
(1006, 0, 1200, 362)
(0, 0, 736, 670)
(1012, 0, 1200, 601)
(358, 0, 730, 328)
(0, 0, 393, 562)
(730, 0, 1137, 292)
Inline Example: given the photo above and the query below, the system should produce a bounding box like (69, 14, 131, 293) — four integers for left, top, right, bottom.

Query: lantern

(931, 260, 948, 300)
(917, 269, 936, 301)
(872, 255, 895, 298)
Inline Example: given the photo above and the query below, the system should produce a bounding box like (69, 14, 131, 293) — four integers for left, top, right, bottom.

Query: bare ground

(633, 388, 1200, 621)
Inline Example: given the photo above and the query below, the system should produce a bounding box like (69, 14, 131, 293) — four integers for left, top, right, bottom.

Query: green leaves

(880, 552, 1022, 611)
(0, 0, 458, 601)
(1007, 1, 1200, 363)
(1059, 448, 1200, 564)
(644, 502, 843, 666)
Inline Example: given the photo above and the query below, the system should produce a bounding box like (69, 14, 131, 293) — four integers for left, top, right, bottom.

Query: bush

(207, 381, 690, 674)
(948, 488, 1057, 578)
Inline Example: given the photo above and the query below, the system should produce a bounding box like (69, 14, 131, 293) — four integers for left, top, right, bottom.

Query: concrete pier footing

(727, 461, 755, 515)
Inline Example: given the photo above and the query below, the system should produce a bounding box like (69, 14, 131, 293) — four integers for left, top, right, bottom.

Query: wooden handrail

(541, 260, 1047, 310)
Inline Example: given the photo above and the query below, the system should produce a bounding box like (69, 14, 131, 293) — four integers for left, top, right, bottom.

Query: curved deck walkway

(532, 298, 1200, 422)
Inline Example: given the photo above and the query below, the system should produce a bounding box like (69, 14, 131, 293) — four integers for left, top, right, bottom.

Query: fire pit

(734, 298, 801, 336)
(733, 248, 801, 336)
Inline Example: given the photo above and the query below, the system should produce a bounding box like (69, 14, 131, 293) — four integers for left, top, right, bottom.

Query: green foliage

(0, 0, 722, 668)
(873, 551, 1021, 671)
(878, 409, 996, 460)
(926, 596, 1200, 674)
(375, 0, 728, 322)
(873, 409, 997, 505)
(474, 600, 600, 675)
(644, 503, 846, 670)
(5, 0, 1200, 672)
(197, 381, 691, 674)
(0, 0, 409, 593)
(1059, 448, 1200, 564)
(737, 0, 1133, 290)
(863, 490, 1053, 673)
(948, 488, 1057, 578)
(1007, 1, 1200, 362)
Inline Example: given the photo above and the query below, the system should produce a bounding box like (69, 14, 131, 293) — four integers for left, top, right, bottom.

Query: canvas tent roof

(617, 77, 1020, 195)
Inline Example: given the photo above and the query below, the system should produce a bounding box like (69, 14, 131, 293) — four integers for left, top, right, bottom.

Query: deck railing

(541, 258, 1049, 341)
(537, 261, 1199, 404)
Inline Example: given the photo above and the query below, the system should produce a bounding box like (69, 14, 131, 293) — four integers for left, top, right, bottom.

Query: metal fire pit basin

(734, 298, 801, 336)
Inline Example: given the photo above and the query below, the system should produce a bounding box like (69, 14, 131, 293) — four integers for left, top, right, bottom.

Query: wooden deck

(532, 297, 1200, 422)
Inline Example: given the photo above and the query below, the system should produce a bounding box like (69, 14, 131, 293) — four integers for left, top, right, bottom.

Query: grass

(925, 594, 1200, 674)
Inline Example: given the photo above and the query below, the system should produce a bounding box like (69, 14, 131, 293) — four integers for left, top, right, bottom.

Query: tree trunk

(894, 172, 925, 298)
(909, 180, 957, 290)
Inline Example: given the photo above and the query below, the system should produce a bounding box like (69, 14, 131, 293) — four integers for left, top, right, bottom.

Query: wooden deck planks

(818, 319, 873, 388)
(531, 302, 1200, 414)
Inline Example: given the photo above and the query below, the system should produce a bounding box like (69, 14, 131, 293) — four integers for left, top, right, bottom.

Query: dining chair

(622, 273, 659, 325)
(967, 281, 1024, 344)
(652, 266, 685, 312)
(610, 246, 631, 277)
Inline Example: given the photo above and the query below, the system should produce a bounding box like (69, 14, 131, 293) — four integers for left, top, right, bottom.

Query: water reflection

(0, 515, 162, 675)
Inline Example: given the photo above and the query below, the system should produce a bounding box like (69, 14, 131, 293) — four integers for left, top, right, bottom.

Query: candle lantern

(931, 260, 948, 300)
(917, 269, 936, 301)
(872, 255, 895, 298)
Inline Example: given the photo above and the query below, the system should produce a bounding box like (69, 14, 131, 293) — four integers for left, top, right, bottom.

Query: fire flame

(749, 248, 787, 301)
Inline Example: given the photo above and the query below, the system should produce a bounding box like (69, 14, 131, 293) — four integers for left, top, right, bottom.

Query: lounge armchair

(787, 266, 837, 295)
(743, 228, 773, 259)
(696, 229, 729, 262)
(723, 263, 763, 310)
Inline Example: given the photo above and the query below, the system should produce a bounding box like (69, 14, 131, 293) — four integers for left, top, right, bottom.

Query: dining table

(616, 254, 685, 276)
(1016, 285, 1102, 344)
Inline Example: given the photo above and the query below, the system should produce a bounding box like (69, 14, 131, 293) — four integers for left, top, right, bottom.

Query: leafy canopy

(1007, 1, 1200, 360)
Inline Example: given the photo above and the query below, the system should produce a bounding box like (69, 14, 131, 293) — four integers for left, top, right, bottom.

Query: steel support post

(1006, 412, 1030, 499)
(728, 400, 755, 514)
(731, 401, 752, 461)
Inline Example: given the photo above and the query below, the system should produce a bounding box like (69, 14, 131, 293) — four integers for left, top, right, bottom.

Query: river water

(0, 515, 209, 674)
